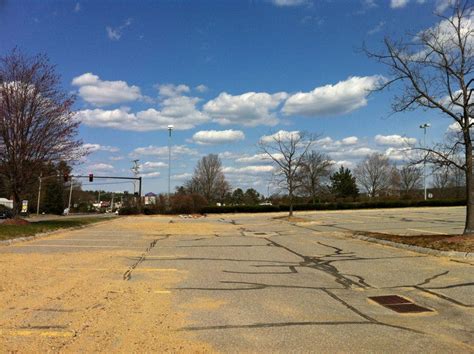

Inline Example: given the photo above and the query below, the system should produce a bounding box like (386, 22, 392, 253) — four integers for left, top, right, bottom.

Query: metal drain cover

(369, 295, 433, 313)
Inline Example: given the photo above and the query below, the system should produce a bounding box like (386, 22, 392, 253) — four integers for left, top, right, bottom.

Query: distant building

(144, 192, 157, 205)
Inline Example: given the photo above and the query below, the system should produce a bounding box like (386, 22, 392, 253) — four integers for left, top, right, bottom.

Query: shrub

(201, 199, 465, 214)
(118, 206, 141, 215)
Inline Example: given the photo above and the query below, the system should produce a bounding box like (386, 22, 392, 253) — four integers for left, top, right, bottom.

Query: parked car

(0, 205, 13, 219)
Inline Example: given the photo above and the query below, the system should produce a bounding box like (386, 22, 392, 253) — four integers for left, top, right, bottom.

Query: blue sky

(1, 0, 458, 194)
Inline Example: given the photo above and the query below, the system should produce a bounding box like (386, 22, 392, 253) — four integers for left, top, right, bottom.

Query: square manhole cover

(369, 295, 433, 314)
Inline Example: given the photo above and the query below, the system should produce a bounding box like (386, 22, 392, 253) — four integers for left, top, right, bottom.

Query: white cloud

(156, 83, 190, 97)
(384, 147, 419, 161)
(83, 143, 119, 153)
(271, 0, 306, 6)
(223, 165, 275, 175)
(375, 134, 417, 146)
(390, 0, 409, 8)
(106, 18, 132, 41)
(141, 161, 168, 172)
(341, 136, 359, 145)
(235, 153, 283, 164)
(192, 130, 245, 145)
(72, 73, 143, 106)
(435, 0, 455, 13)
(282, 76, 384, 117)
(141, 171, 161, 178)
(204, 91, 287, 127)
(131, 145, 198, 157)
(331, 147, 377, 158)
(88, 163, 114, 171)
(74, 3, 81, 12)
(195, 84, 208, 93)
(368, 21, 385, 35)
(260, 130, 300, 143)
(75, 94, 209, 131)
(332, 160, 355, 168)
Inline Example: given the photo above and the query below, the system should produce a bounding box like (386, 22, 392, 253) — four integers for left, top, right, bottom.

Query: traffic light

(63, 173, 69, 182)
(89, 173, 93, 182)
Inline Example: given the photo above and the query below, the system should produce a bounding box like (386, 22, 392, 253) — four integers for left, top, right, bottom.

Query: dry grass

(356, 231, 474, 253)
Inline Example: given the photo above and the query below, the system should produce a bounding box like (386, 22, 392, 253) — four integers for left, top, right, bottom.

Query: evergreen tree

(330, 166, 359, 199)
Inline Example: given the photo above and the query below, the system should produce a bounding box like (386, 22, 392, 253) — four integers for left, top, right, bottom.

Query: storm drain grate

(369, 295, 433, 313)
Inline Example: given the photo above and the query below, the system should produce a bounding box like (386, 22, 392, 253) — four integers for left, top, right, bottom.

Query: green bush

(201, 199, 465, 214)
(118, 206, 141, 215)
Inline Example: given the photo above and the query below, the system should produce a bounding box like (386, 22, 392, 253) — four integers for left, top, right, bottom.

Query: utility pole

(36, 174, 42, 216)
(168, 125, 174, 205)
(420, 123, 431, 200)
(131, 159, 140, 194)
(68, 178, 73, 212)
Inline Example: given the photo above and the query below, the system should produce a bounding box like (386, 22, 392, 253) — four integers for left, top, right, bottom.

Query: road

(0, 208, 472, 352)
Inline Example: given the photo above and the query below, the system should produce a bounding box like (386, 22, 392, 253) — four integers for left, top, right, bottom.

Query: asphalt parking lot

(297, 206, 465, 235)
(0, 207, 472, 352)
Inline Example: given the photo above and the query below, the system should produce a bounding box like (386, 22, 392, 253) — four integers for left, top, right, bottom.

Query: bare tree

(186, 154, 230, 203)
(354, 153, 393, 198)
(432, 165, 452, 190)
(259, 131, 316, 216)
(365, 1, 474, 234)
(298, 151, 333, 204)
(0, 49, 83, 212)
(399, 165, 423, 195)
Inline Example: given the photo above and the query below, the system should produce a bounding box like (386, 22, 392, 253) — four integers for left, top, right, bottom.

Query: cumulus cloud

(156, 83, 190, 97)
(375, 134, 417, 146)
(140, 161, 168, 172)
(131, 145, 198, 157)
(235, 153, 283, 164)
(223, 165, 274, 175)
(331, 147, 377, 158)
(204, 91, 287, 127)
(192, 130, 245, 145)
(195, 84, 208, 93)
(341, 136, 359, 145)
(260, 130, 300, 143)
(72, 73, 143, 106)
(75, 94, 209, 131)
(83, 143, 119, 153)
(88, 163, 114, 171)
(282, 76, 384, 117)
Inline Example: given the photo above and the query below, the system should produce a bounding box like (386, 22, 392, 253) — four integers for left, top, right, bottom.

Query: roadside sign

(21, 200, 28, 213)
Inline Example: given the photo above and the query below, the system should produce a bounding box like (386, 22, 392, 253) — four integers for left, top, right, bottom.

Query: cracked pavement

(0, 209, 473, 352)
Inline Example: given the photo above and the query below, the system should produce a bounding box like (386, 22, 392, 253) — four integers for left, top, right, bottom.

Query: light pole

(168, 125, 174, 200)
(420, 123, 431, 200)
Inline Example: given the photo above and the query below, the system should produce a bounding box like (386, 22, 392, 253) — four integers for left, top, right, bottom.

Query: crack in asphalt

(123, 235, 169, 280)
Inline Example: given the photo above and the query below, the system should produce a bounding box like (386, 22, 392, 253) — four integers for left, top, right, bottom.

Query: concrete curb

(0, 217, 117, 246)
(352, 234, 474, 259)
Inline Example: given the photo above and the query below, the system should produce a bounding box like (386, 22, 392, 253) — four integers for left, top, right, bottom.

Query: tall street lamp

(168, 125, 174, 200)
(419, 123, 431, 200)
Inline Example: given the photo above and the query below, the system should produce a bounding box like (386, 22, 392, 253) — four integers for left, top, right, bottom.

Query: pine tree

(330, 166, 359, 199)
